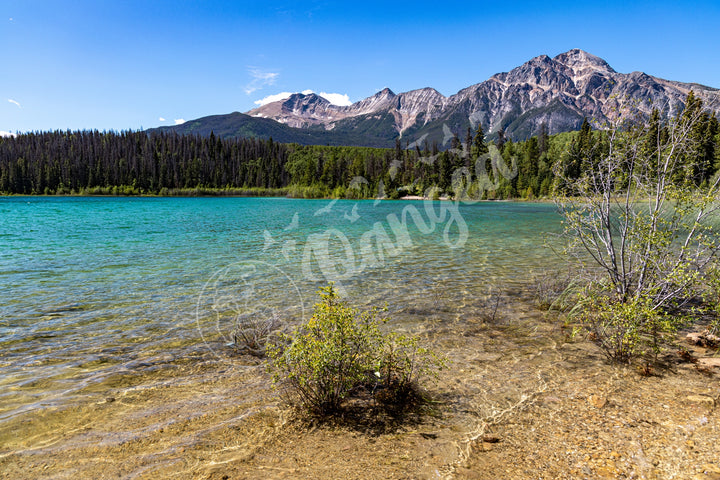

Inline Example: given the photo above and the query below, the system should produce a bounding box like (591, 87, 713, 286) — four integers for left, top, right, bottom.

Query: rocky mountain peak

(245, 92, 339, 128)
(496, 52, 578, 93)
(377, 87, 396, 97)
(281, 93, 330, 113)
(528, 54, 554, 65)
(398, 87, 444, 104)
(366, 87, 397, 104)
(553, 48, 616, 75)
(341, 87, 398, 115)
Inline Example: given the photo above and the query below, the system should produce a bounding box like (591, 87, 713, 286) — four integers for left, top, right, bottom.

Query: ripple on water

(0, 197, 565, 424)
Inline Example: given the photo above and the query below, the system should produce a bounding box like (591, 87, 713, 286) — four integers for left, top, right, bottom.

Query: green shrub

(268, 285, 382, 413)
(268, 284, 444, 416)
(553, 95, 720, 365)
(374, 332, 443, 405)
(576, 283, 683, 364)
(331, 185, 346, 199)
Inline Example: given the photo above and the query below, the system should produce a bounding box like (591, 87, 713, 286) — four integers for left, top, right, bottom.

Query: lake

(0, 196, 565, 422)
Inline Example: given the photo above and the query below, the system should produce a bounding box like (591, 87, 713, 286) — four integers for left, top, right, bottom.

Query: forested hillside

(2, 94, 718, 199)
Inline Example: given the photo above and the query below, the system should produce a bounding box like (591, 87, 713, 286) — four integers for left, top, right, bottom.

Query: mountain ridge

(151, 49, 720, 147)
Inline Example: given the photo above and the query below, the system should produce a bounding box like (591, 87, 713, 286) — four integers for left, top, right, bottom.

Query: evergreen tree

(1, 105, 716, 200)
(496, 127, 506, 153)
(472, 122, 489, 158)
(538, 122, 549, 154)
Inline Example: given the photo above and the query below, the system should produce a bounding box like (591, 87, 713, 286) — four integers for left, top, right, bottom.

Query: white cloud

(8, 99, 21, 108)
(174, 118, 186, 125)
(159, 117, 166, 122)
(253, 89, 352, 107)
(244, 68, 279, 95)
(0, 131, 16, 137)
(318, 92, 352, 106)
(254, 91, 294, 106)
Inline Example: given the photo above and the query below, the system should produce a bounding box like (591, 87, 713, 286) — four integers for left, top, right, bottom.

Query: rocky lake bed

(2, 293, 719, 480)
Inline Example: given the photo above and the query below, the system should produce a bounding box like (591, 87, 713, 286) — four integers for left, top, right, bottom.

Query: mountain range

(150, 49, 720, 148)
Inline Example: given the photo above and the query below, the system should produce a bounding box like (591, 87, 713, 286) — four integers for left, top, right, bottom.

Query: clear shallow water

(0, 196, 564, 420)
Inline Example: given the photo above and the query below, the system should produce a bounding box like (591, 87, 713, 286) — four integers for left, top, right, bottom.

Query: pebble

(542, 395, 562, 404)
(595, 465, 618, 478)
(697, 357, 720, 369)
(588, 394, 607, 409)
(685, 395, 716, 409)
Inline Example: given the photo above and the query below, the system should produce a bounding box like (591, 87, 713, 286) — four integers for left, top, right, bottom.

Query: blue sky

(2, 0, 719, 134)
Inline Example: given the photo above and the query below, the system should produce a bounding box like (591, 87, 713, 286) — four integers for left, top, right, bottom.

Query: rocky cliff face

(246, 48, 720, 141)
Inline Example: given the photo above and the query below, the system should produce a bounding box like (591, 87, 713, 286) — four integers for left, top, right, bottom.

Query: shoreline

(0, 192, 556, 203)
(2, 294, 718, 479)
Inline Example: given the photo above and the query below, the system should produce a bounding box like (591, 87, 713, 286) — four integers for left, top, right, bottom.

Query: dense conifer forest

(1, 94, 718, 199)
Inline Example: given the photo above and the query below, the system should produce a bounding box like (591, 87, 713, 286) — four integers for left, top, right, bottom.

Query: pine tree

(472, 122, 489, 158)
(538, 122, 549, 154)
(496, 127, 506, 153)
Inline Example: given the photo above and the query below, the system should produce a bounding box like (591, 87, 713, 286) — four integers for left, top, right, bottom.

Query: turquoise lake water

(0, 196, 565, 420)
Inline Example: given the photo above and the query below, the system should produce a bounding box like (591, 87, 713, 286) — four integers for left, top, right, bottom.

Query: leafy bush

(553, 94, 720, 365)
(268, 284, 444, 416)
(268, 285, 383, 413)
(576, 284, 681, 363)
(374, 332, 443, 405)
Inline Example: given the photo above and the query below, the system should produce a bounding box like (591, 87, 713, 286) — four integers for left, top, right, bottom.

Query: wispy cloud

(158, 117, 166, 122)
(244, 68, 279, 95)
(174, 118, 186, 125)
(254, 90, 352, 107)
(8, 99, 21, 108)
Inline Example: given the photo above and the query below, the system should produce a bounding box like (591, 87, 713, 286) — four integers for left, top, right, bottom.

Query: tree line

(1, 93, 717, 198)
